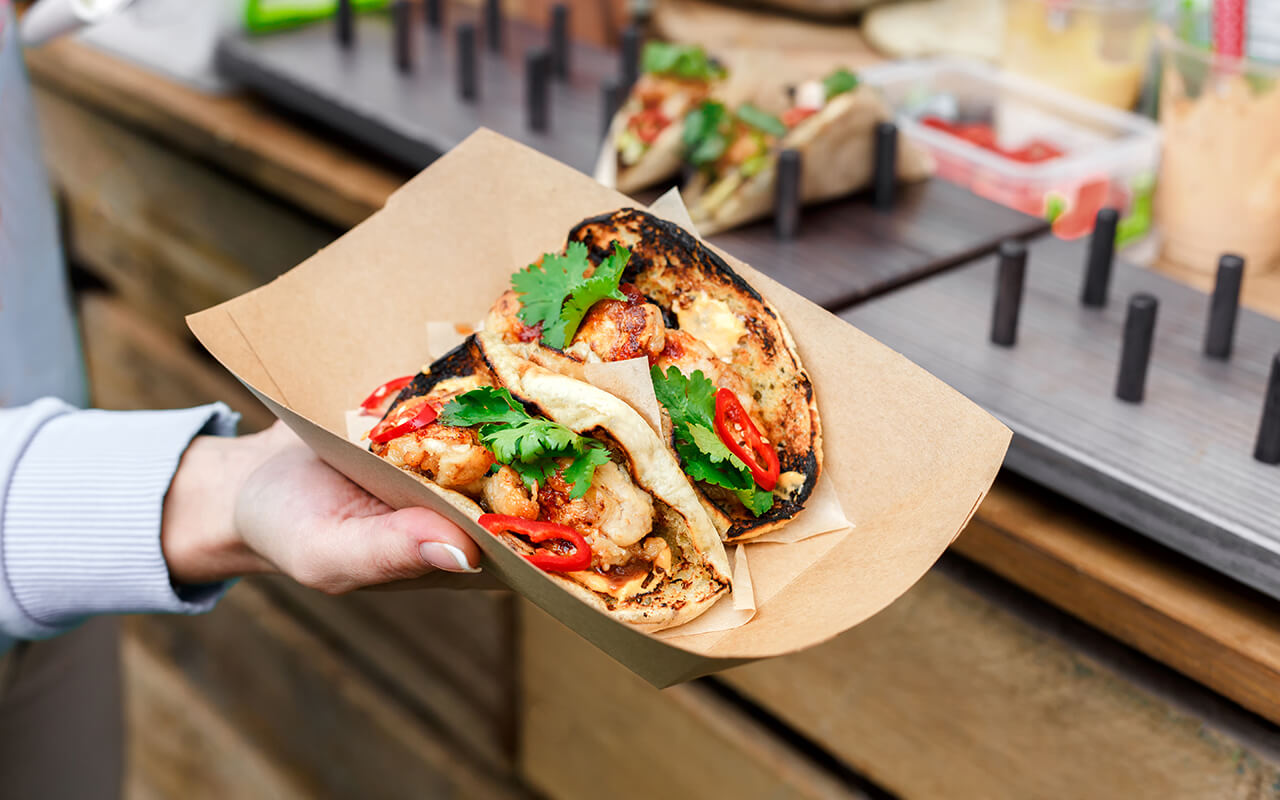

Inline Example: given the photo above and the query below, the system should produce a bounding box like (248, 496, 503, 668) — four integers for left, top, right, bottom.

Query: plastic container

(863, 59, 1161, 242)
(1003, 0, 1156, 110)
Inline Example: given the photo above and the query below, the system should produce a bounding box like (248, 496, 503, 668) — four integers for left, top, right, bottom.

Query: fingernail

(419, 542, 481, 573)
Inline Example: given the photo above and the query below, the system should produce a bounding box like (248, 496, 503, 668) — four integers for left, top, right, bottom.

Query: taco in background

(683, 68, 932, 235)
(598, 41, 728, 195)
(486, 208, 822, 543)
(365, 334, 732, 632)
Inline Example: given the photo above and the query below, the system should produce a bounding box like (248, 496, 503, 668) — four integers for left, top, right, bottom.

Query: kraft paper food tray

(188, 129, 1010, 688)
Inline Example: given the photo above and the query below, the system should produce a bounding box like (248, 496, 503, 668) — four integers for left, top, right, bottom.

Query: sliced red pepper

(629, 107, 671, 144)
(368, 398, 439, 444)
(359, 375, 414, 416)
(781, 106, 818, 127)
(478, 514, 593, 573)
(713, 388, 780, 491)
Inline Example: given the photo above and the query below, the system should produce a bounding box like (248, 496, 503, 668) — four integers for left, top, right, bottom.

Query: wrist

(161, 430, 277, 585)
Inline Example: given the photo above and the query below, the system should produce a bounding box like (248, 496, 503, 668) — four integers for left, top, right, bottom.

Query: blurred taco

(682, 68, 931, 235)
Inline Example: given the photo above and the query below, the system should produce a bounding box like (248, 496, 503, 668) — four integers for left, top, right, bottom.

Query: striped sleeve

(0, 399, 239, 640)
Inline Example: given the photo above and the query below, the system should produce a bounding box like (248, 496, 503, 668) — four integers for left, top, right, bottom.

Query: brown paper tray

(188, 129, 1009, 687)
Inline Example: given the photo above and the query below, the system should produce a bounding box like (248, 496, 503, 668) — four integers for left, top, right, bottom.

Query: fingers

(288, 507, 482, 594)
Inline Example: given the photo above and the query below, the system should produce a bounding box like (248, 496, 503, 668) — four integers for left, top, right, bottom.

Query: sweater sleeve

(0, 398, 240, 641)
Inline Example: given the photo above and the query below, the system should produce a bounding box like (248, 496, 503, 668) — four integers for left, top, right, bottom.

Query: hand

(160, 422, 482, 593)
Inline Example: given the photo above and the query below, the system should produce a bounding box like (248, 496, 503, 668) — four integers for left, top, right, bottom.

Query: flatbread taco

(364, 334, 732, 632)
(598, 42, 728, 195)
(682, 68, 932, 235)
(486, 208, 822, 542)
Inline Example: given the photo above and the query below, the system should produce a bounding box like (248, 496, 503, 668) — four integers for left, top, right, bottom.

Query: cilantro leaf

(650, 366, 774, 516)
(510, 242, 629, 350)
(439, 387, 610, 498)
(822, 68, 859, 101)
(735, 103, 787, 138)
(737, 486, 776, 516)
(682, 101, 729, 167)
(438, 386, 527, 427)
(558, 243, 631, 345)
(560, 446, 613, 500)
(641, 42, 726, 81)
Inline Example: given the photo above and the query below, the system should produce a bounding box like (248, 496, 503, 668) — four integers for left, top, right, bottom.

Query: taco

(597, 41, 728, 195)
(682, 68, 932, 235)
(486, 208, 822, 542)
(366, 333, 732, 632)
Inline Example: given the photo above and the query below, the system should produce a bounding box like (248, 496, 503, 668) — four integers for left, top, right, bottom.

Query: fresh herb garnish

(735, 104, 787, 138)
(650, 366, 774, 516)
(822, 68, 859, 101)
(439, 387, 611, 499)
(511, 241, 631, 350)
(682, 101, 729, 167)
(641, 41, 726, 82)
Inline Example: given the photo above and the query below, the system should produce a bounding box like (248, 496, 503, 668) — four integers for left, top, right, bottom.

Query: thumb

(338, 507, 482, 590)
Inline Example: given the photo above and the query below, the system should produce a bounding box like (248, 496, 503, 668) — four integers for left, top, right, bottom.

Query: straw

(1213, 0, 1247, 58)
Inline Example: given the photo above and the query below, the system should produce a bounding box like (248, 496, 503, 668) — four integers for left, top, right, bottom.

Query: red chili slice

(368, 398, 439, 444)
(478, 514, 592, 573)
(781, 106, 818, 127)
(714, 388, 780, 491)
(359, 375, 413, 415)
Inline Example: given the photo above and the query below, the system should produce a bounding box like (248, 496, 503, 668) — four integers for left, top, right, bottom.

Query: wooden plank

(956, 476, 1280, 726)
(129, 581, 529, 800)
(78, 292, 276, 431)
(710, 181, 1047, 309)
(123, 633, 312, 800)
(842, 235, 1280, 600)
(717, 559, 1280, 800)
(35, 87, 338, 339)
(519, 602, 866, 800)
(259, 578, 518, 773)
(216, 9, 616, 173)
(26, 40, 401, 230)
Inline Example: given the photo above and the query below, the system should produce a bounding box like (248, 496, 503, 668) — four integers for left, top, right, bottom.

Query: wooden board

(216, 9, 616, 173)
(519, 602, 869, 800)
(717, 557, 1280, 800)
(710, 180, 1047, 308)
(843, 235, 1280, 601)
(217, 12, 1046, 309)
(129, 582, 529, 800)
(958, 475, 1280, 726)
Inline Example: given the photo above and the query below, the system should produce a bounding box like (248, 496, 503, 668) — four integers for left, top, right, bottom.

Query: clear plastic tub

(863, 59, 1161, 242)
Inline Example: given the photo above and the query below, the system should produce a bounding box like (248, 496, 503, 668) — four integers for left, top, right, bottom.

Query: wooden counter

(24, 37, 1280, 800)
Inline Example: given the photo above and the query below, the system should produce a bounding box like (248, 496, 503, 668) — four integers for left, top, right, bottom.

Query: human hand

(161, 421, 482, 593)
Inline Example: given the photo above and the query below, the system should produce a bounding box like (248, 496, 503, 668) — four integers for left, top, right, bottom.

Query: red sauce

(515, 318, 543, 342)
(619, 282, 645, 306)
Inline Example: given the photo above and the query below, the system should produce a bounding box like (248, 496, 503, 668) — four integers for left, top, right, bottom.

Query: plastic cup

(1154, 31, 1280, 277)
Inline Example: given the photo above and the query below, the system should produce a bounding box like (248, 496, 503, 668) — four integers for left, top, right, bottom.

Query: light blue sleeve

(0, 399, 240, 644)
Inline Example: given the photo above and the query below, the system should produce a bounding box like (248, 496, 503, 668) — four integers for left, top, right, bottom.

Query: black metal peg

(457, 22, 478, 101)
(1255, 353, 1280, 464)
(601, 79, 623, 137)
(774, 149, 803, 240)
(425, 0, 442, 30)
(620, 25, 641, 91)
(485, 0, 503, 53)
(550, 3, 570, 79)
(872, 121, 897, 212)
(526, 49, 552, 132)
(1204, 253, 1245, 360)
(392, 0, 412, 73)
(989, 239, 1027, 347)
(1116, 293, 1158, 403)
(336, 0, 354, 48)
(1081, 208, 1118, 307)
